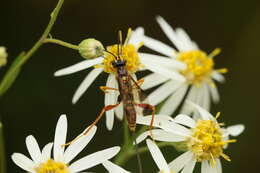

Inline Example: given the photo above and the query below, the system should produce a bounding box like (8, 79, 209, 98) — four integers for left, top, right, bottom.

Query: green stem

(0, 122, 6, 173)
(0, 0, 65, 96)
(43, 38, 79, 50)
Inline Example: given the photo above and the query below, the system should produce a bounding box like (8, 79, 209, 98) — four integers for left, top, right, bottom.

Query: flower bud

(0, 46, 7, 67)
(78, 39, 104, 59)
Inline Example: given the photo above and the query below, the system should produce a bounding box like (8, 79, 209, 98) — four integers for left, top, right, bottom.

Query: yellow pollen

(35, 159, 69, 173)
(177, 49, 221, 85)
(187, 119, 235, 165)
(101, 29, 142, 74)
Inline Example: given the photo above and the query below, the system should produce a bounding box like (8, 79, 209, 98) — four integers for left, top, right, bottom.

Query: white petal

(175, 28, 198, 51)
(146, 139, 170, 173)
(180, 85, 199, 115)
(136, 114, 174, 128)
(136, 129, 185, 144)
(216, 159, 222, 173)
(141, 35, 177, 57)
(159, 85, 188, 115)
(102, 161, 130, 173)
(148, 81, 183, 105)
(11, 153, 36, 173)
(115, 102, 124, 120)
(174, 114, 196, 128)
(168, 151, 193, 172)
(41, 143, 53, 162)
(128, 27, 144, 48)
(64, 126, 97, 164)
(54, 58, 103, 76)
(72, 68, 103, 104)
(54, 115, 67, 161)
(211, 71, 225, 83)
(181, 158, 196, 173)
(105, 74, 118, 130)
(141, 57, 186, 82)
(137, 115, 190, 137)
(156, 16, 187, 51)
(186, 101, 214, 120)
(201, 161, 210, 173)
(141, 73, 169, 90)
(201, 160, 218, 173)
(201, 83, 211, 111)
(226, 124, 245, 136)
(25, 135, 42, 164)
(140, 53, 186, 70)
(69, 146, 120, 172)
(208, 84, 220, 103)
(160, 121, 191, 137)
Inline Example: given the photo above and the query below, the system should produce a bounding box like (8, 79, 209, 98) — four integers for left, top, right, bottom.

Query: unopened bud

(78, 39, 104, 59)
(0, 46, 7, 67)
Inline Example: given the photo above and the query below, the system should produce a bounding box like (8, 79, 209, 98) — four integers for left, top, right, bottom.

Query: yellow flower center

(187, 117, 236, 165)
(35, 159, 69, 173)
(177, 49, 221, 85)
(102, 43, 142, 74)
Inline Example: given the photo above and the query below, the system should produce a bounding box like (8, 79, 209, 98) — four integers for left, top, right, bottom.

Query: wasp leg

(63, 103, 120, 146)
(100, 86, 118, 93)
(132, 78, 145, 88)
(135, 103, 156, 138)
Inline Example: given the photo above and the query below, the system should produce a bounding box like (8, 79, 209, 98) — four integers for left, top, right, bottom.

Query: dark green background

(1, 0, 259, 172)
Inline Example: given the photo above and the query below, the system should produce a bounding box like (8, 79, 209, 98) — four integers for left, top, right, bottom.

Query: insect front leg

(100, 86, 118, 93)
(132, 78, 145, 88)
(63, 103, 120, 146)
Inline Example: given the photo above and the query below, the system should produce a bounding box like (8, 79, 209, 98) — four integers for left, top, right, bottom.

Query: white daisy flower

(139, 16, 227, 116)
(12, 115, 120, 173)
(136, 102, 245, 173)
(54, 28, 186, 130)
(0, 46, 8, 67)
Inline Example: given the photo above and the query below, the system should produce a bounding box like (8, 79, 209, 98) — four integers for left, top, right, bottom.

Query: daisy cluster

(11, 16, 244, 173)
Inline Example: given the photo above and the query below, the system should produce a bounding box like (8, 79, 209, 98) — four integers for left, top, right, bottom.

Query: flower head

(138, 16, 227, 116)
(12, 115, 120, 173)
(0, 46, 8, 67)
(136, 102, 245, 173)
(54, 28, 185, 130)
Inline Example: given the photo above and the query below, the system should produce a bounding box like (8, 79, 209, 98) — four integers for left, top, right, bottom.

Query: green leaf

(0, 122, 6, 173)
(0, 52, 25, 96)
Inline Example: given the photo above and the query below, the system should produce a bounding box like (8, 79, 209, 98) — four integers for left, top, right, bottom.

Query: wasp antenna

(118, 30, 123, 59)
(132, 132, 143, 173)
(103, 49, 118, 60)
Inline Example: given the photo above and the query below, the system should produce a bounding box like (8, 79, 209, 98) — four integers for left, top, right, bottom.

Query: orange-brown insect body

(113, 60, 137, 131)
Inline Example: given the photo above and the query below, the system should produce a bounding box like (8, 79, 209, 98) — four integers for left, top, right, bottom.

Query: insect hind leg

(63, 103, 120, 147)
(135, 103, 156, 137)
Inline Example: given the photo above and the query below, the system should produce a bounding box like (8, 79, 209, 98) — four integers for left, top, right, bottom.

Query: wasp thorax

(78, 38, 104, 59)
(0, 46, 8, 67)
(103, 44, 141, 74)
